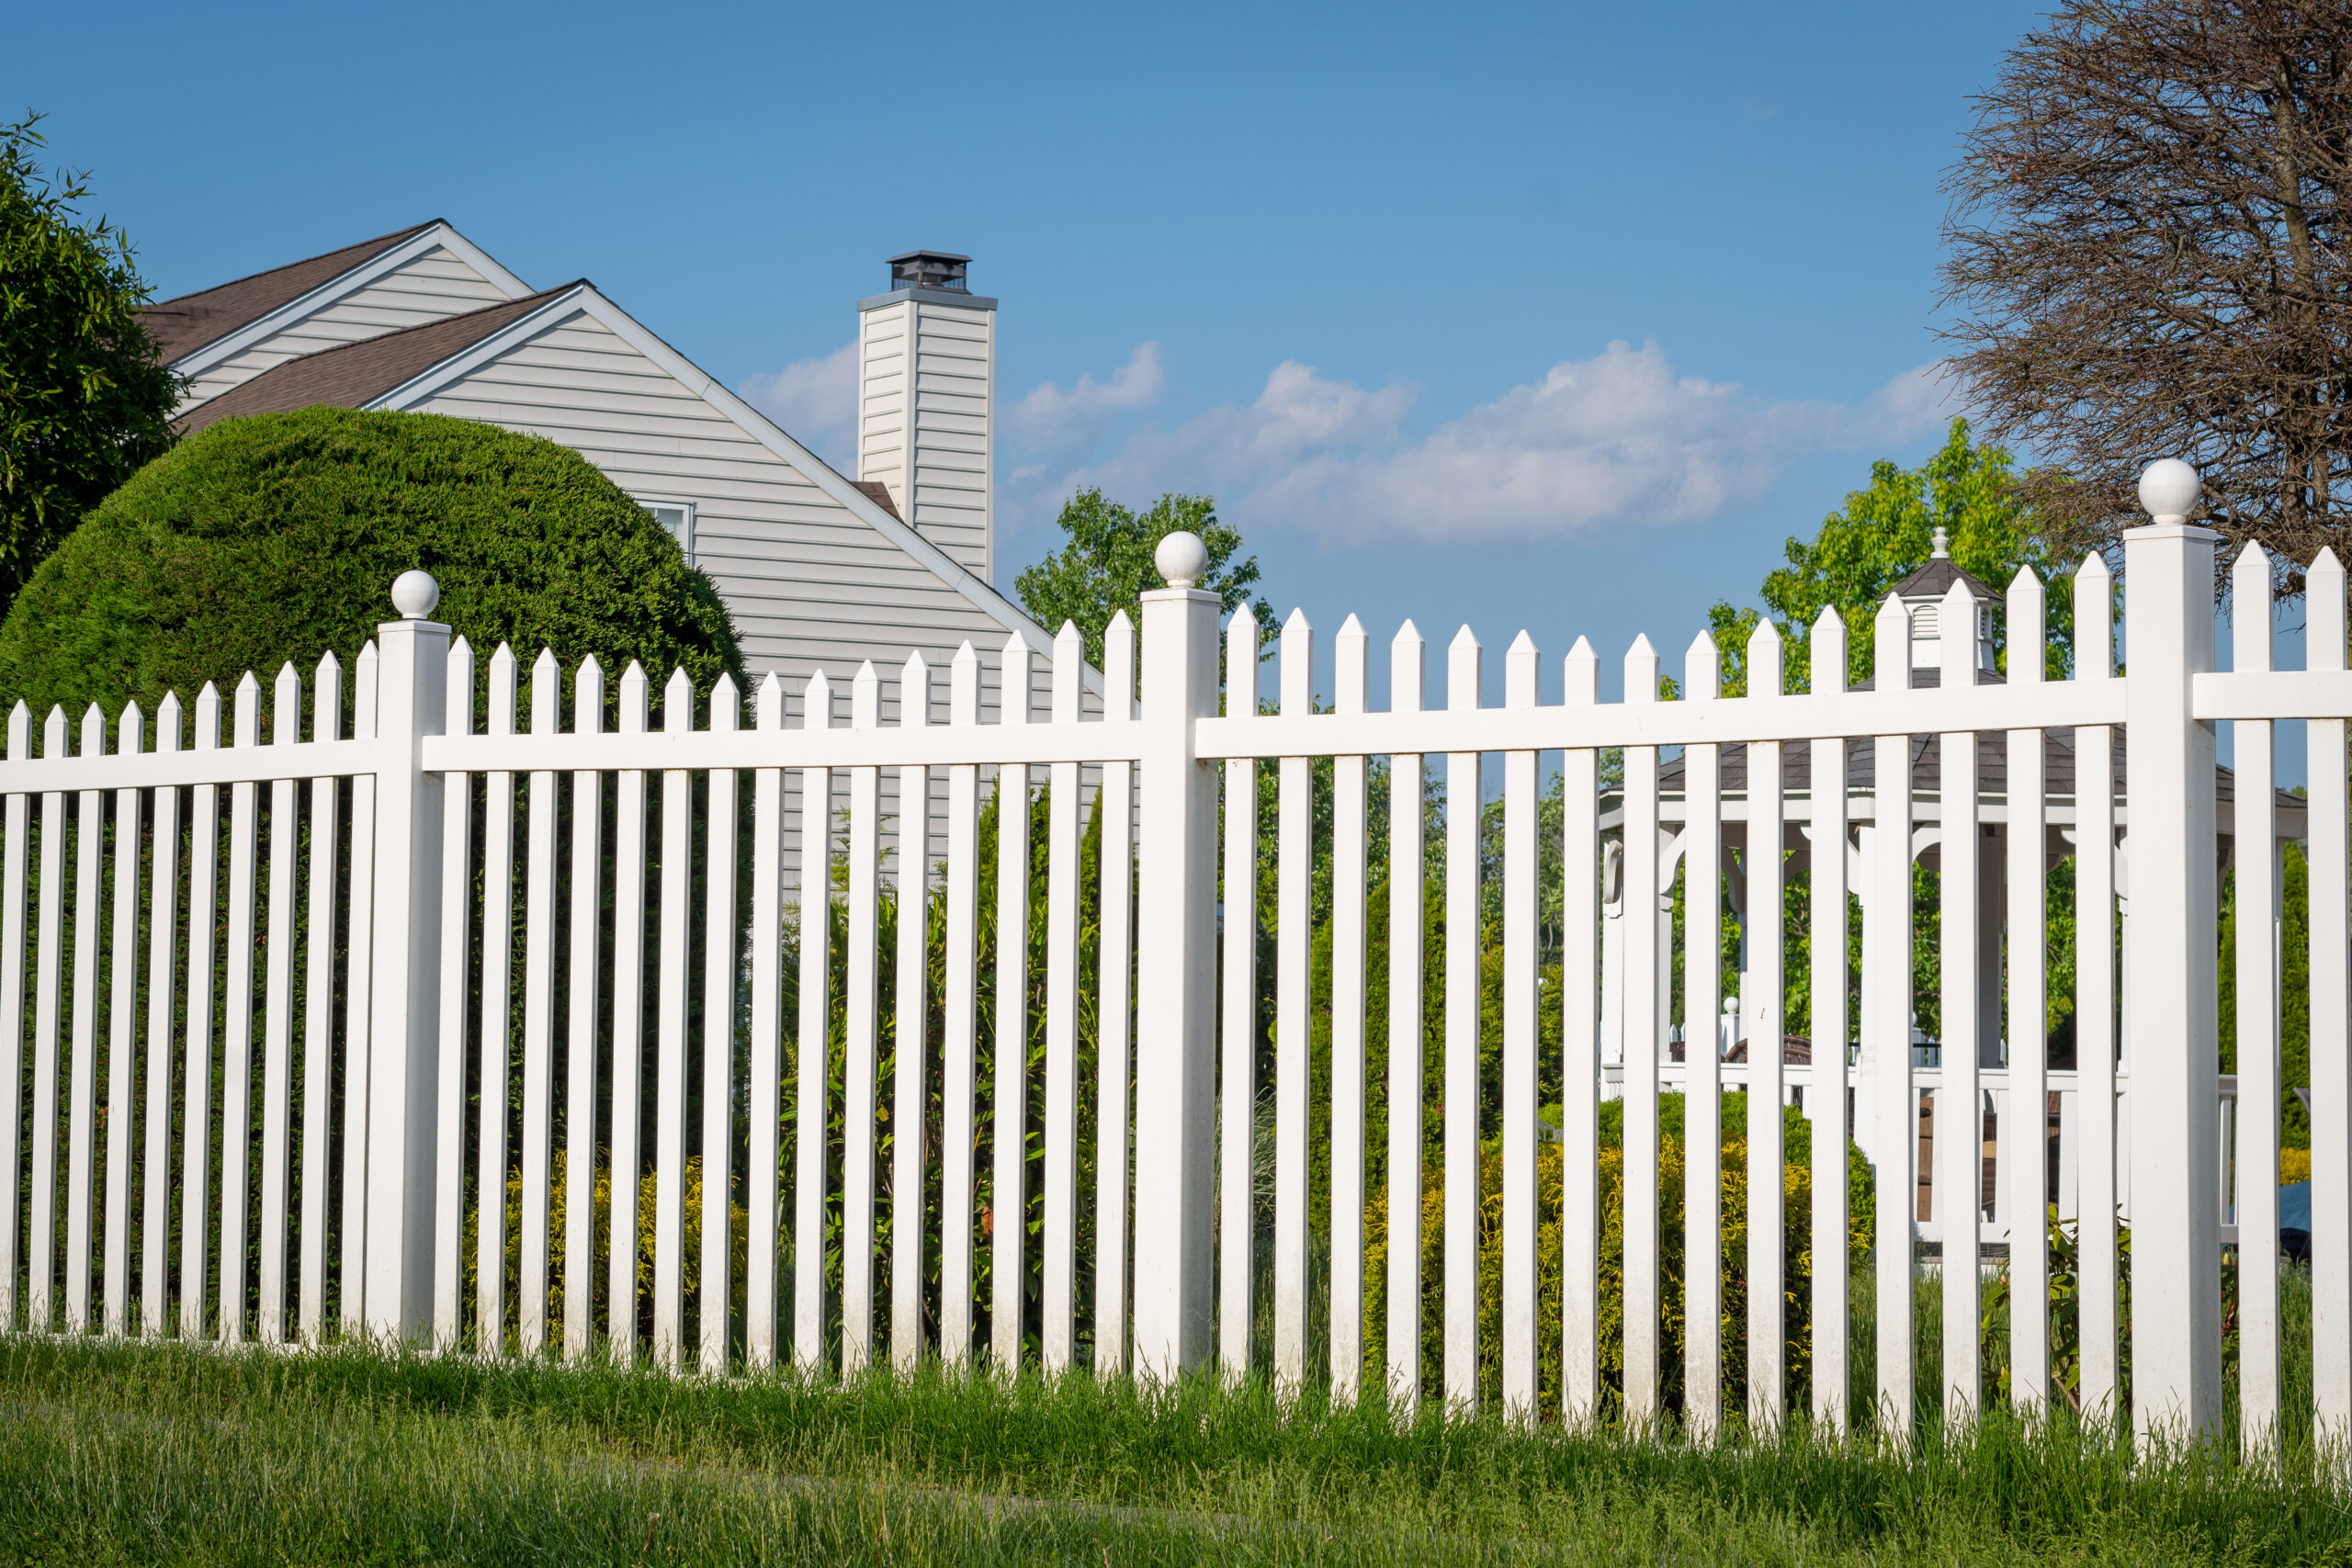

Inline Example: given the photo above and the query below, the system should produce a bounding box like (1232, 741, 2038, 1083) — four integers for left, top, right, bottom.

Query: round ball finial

(1155, 530, 1209, 590)
(2138, 458, 2202, 525)
(390, 570, 442, 621)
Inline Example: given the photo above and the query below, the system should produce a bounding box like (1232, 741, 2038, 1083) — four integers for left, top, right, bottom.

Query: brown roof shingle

(174, 284, 583, 435)
(137, 223, 438, 364)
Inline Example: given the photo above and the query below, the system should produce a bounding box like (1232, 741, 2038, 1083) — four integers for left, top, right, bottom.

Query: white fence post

(363, 571, 449, 1344)
(2121, 461, 2224, 1442)
(1132, 533, 1222, 1382)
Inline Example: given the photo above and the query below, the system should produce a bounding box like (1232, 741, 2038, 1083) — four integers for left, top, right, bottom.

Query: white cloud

(1008, 342, 1167, 446)
(739, 340, 858, 469)
(1020, 342, 1962, 545)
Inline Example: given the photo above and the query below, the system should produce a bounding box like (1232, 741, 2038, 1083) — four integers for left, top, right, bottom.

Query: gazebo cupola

(1894, 525, 1998, 675)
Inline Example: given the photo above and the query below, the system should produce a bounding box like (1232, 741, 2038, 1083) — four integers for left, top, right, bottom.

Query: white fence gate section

(0, 465, 2346, 1452)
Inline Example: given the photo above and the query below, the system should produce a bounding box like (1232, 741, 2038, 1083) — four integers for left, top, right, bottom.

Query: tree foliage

(1939, 0, 2352, 583)
(0, 114, 179, 618)
(1703, 420, 2074, 694)
(0, 407, 744, 724)
(1013, 489, 1272, 670)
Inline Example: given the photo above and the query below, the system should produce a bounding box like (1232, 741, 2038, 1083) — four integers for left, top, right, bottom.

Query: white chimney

(856, 252, 996, 580)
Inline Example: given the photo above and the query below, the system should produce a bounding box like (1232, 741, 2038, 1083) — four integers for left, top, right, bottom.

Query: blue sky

(17, 0, 2109, 710)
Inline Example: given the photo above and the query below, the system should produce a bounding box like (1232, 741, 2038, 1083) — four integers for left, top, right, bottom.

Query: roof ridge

(145, 220, 440, 311)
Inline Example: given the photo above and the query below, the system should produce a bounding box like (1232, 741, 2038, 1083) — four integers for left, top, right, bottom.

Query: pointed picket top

(851, 660, 879, 729)
(950, 642, 979, 726)
(802, 667, 833, 731)
(118, 700, 144, 758)
(756, 671, 785, 731)
(43, 703, 69, 758)
(2006, 566, 2046, 688)
(572, 653, 605, 737)
(1683, 629, 1719, 702)
(352, 645, 378, 739)
(1053, 622, 1082, 723)
(269, 661, 300, 745)
(1003, 628, 1036, 727)
(1744, 617, 1783, 699)
(1282, 607, 1315, 715)
(1507, 629, 1540, 708)
(1391, 619, 1426, 714)
(1227, 604, 1261, 716)
(900, 653, 931, 729)
(2231, 544, 2275, 675)
(233, 671, 262, 748)
(1941, 579, 1979, 688)
(662, 666, 695, 735)
(1448, 625, 1482, 711)
(486, 642, 519, 737)
(2074, 554, 2115, 680)
(1809, 604, 1846, 694)
(1872, 592, 1910, 692)
(708, 671, 741, 734)
(529, 648, 562, 735)
(154, 692, 181, 754)
(1624, 633, 1658, 704)
(1103, 613, 1136, 717)
(1563, 635, 1599, 705)
(7, 700, 28, 761)
(619, 660, 650, 735)
(1334, 614, 1368, 716)
(80, 702, 107, 760)
(2311, 547, 2347, 674)
(195, 682, 221, 750)
(314, 648, 346, 744)
(443, 637, 473, 738)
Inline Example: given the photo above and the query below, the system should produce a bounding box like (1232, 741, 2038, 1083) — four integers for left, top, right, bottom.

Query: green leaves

(0, 115, 181, 618)
(1013, 489, 1272, 671)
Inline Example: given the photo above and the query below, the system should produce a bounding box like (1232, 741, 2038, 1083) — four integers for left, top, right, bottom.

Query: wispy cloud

(739, 340, 858, 469)
(1016, 342, 1961, 545)
(1008, 343, 1166, 446)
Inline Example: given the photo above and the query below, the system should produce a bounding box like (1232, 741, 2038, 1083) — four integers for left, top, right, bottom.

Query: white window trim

(638, 497, 696, 564)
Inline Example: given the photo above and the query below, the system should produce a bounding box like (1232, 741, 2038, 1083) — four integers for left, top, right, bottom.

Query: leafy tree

(1014, 489, 1272, 670)
(0, 114, 179, 617)
(1703, 419, 2073, 696)
(1940, 0, 2352, 582)
(0, 407, 743, 724)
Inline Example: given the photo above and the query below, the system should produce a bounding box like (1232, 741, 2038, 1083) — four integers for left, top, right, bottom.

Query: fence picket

(1559, 638, 1600, 1422)
(218, 678, 264, 1345)
(1387, 623, 1426, 1413)
(2075, 556, 2120, 1419)
(609, 662, 650, 1362)
(1937, 581, 1983, 1425)
(1444, 626, 1483, 1412)
(1682, 632, 1723, 1441)
(2309, 548, 2352, 1439)
(1501, 631, 1540, 1423)
(2229, 545, 2279, 1450)
(0, 705, 27, 1333)
(567, 656, 605, 1361)
(653, 667, 695, 1369)
(793, 671, 832, 1373)
(703, 673, 741, 1375)
(1096, 615, 1137, 1380)
(30, 706, 66, 1332)
(1329, 616, 1368, 1404)
(1870, 594, 1916, 1439)
(102, 704, 144, 1337)
(65, 704, 107, 1333)
(746, 673, 786, 1372)
(432, 641, 472, 1348)
(1220, 606, 1258, 1383)
(1745, 619, 1786, 1432)
(942, 647, 981, 1367)
(893, 656, 931, 1372)
(143, 696, 180, 1338)
(1622, 636, 1662, 1425)
(1808, 605, 1849, 1435)
(340, 647, 376, 1336)
(519, 651, 562, 1359)
(478, 645, 519, 1354)
(2006, 570, 2050, 1415)
(180, 689, 220, 1339)
(1275, 609, 1315, 1393)
(258, 665, 301, 1343)
(996, 635, 1035, 1374)
(842, 661, 882, 1375)
(1044, 629, 1083, 1374)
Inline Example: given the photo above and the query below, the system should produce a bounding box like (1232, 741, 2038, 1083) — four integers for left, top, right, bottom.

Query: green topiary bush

(0, 406, 743, 727)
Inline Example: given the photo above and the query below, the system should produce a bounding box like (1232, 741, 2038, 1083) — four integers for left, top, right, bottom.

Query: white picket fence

(0, 466, 2346, 1452)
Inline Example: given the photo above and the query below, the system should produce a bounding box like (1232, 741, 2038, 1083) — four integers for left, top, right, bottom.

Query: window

(639, 499, 695, 564)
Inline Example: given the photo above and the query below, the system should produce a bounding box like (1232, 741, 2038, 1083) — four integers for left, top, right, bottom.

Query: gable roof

(138, 222, 438, 363)
(1891, 556, 1996, 603)
(174, 284, 585, 435)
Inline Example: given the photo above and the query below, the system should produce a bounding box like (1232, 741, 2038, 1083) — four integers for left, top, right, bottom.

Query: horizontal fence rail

(0, 477, 2346, 1459)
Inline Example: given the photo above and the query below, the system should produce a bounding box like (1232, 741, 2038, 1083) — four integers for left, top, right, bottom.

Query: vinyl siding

(175, 247, 515, 414)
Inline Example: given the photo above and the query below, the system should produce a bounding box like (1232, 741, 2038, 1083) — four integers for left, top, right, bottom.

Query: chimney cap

(886, 251, 972, 292)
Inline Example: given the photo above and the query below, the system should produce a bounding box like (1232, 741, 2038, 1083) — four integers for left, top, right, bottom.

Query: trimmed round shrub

(0, 406, 744, 725)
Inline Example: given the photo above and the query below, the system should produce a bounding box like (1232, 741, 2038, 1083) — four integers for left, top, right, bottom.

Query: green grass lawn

(2, 1319, 2347, 1567)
